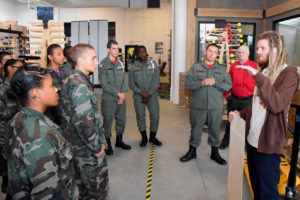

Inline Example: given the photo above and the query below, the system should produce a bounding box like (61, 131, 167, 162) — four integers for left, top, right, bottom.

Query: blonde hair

(257, 31, 287, 84)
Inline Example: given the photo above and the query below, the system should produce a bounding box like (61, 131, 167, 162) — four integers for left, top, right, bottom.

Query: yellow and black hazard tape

(146, 144, 155, 200)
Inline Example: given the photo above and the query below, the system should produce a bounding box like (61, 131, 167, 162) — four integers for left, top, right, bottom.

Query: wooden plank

(50, 35, 65, 39)
(266, 0, 300, 18)
(25, 54, 41, 57)
(28, 35, 42, 38)
(197, 8, 263, 18)
(26, 41, 42, 45)
(27, 47, 42, 50)
(186, 0, 197, 71)
(26, 60, 41, 63)
(48, 22, 64, 25)
(28, 21, 43, 26)
(0, 46, 17, 48)
(48, 41, 66, 45)
(30, 28, 44, 32)
(227, 115, 246, 200)
(48, 29, 64, 33)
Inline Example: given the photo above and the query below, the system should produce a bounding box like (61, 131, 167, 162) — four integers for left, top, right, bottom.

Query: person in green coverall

(180, 43, 232, 165)
(128, 46, 162, 147)
(99, 40, 131, 155)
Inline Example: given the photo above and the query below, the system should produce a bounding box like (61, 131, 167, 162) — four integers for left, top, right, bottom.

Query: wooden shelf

(0, 28, 22, 34)
(0, 46, 17, 48)
(26, 20, 66, 67)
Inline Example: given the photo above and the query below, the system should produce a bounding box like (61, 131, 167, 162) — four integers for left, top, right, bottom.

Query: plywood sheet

(227, 115, 246, 200)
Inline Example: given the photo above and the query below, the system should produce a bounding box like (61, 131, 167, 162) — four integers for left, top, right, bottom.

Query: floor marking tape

(146, 144, 155, 200)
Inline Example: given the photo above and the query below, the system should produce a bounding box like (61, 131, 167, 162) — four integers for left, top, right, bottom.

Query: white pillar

(170, 0, 187, 104)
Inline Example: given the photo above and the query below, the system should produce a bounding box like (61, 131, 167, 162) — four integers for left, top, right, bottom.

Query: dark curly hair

(10, 66, 48, 106)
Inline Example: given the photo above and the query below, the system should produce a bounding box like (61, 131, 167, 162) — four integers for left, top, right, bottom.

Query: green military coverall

(99, 56, 128, 138)
(129, 59, 160, 133)
(185, 62, 232, 147)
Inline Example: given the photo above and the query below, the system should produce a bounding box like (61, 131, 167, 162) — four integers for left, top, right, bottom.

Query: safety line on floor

(146, 144, 155, 200)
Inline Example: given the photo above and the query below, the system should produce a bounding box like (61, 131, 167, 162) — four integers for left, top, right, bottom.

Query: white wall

(295, 28, 300, 66)
(0, 0, 17, 21)
(278, 24, 297, 66)
(58, 3, 172, 63)
(2, 1, 172, 64)
(16, 5, 60, 26)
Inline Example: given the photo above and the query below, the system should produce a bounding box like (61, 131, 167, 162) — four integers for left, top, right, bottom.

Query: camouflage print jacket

(5, 107, 79, 200)
(46, 66, 63, 125)
(61, 61, 74, 78)
(46, 66, 63, 90)
(0, 78, 20, 147)
(60, 69, 105, 159)
(0, 74, 4, 85)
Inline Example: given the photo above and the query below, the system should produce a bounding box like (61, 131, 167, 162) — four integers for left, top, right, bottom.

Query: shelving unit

(206, 22, 243, 70)
(25, 21, 66, 67)
(0, 29, 27, 58)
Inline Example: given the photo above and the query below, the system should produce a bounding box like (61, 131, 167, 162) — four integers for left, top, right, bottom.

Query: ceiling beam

(196, 8, 263, 18)
(266, 0, 300, 18)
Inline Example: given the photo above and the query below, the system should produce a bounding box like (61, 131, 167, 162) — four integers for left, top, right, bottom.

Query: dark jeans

(223, 94, 252, 141)
(246, 143, 280, 200)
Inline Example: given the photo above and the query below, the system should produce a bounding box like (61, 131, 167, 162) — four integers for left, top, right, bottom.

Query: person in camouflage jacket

(4, 66, 79, 199)
(0, 59, 23, 194)
(45, 44, 66, 126)
(60, 43, 108, 200)
(0, 52, 12, 84)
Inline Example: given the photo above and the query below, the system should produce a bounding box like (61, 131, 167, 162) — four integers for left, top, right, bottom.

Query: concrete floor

(0, 86, 252, 200)
(104, 92, 252, 200)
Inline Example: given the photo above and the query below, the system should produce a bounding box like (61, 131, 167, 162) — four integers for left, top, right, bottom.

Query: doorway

(274, 15, 300, 67)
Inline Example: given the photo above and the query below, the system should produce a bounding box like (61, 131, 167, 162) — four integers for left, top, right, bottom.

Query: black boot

(210, 146, 227, 165)
(149, 132, 162, 146)
(220, 125, 230, 149)
(115, 135, 131, 150)
(139, 131, 148, 147)
(105, 138, 114, 155)
(180, 145, 197, 162)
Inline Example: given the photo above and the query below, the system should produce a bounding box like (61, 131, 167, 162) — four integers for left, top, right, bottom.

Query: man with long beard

(230, 31, 299, 199)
